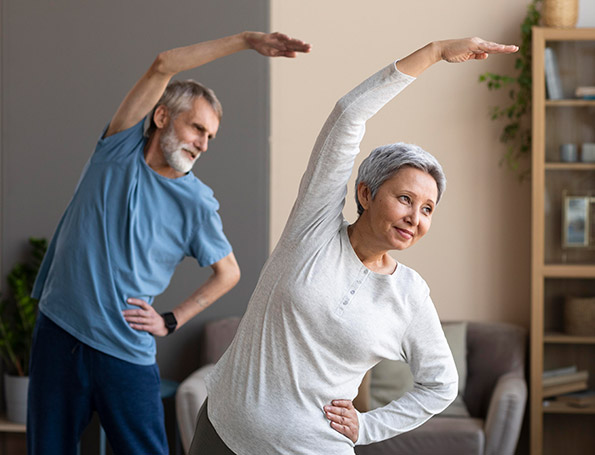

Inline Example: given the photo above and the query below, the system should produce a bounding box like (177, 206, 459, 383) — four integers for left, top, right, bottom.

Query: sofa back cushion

(369, 322, 469, 417)
(464, 322, 526, 418)
(198, 317, 241, 366)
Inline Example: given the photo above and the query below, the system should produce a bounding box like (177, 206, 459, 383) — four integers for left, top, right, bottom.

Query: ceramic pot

(4, 374, 29, 424)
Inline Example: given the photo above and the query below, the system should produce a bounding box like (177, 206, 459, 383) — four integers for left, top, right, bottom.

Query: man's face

(159, 97, 220, 174)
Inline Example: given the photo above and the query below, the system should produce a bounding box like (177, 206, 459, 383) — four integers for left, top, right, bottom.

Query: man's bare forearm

(172, 253, 241, 330)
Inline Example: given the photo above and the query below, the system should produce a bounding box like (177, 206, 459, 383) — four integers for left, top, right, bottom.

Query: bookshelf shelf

(0, 415, 25, 433)
(545, 100, 595, 107)
(542, 265, 595, 278)
(542, 402, 595, 415)
(544, 333, 595, 344)
(545, 163, 595, 171)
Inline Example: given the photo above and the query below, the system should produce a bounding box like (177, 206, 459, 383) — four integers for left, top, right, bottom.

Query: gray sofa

(176, 318, 527, 455)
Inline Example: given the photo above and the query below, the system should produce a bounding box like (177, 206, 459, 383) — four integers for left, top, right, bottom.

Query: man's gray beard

(159, 124, 200, 174)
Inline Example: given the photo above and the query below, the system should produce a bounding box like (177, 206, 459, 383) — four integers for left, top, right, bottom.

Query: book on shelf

(543, 365, 577, 379)
(544, 47, 563, 100)
(543, 380, 588, 398)
(575, 86, 595, 100)
(542, 370, 589, 388)
(555, 390, 595, 408)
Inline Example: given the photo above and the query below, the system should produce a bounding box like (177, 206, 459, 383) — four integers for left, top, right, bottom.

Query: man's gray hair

(355, 142, 446, 216)
(146, 79, 223, 137)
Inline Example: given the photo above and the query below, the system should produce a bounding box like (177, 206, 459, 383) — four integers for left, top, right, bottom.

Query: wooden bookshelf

(530, 27, 595, 455)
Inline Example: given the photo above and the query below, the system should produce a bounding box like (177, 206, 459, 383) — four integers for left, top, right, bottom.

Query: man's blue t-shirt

(32, 119, 232, 365)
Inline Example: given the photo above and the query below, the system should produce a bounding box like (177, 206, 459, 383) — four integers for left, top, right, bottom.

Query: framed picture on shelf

(562, 195, 591, 248)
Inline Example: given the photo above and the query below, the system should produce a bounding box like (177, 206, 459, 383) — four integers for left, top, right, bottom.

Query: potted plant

(0, 237, 47, 424)
(478, 0, 542, 179)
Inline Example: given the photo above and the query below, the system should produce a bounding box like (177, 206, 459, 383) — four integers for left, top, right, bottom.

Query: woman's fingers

(324, 400, 359, 443)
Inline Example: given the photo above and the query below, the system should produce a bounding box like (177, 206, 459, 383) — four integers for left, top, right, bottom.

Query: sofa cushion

(440, 322, 468, 416)
(369, 322, 469, 417)
(369, 359, 413, 410)
(355, 417, 485, 455)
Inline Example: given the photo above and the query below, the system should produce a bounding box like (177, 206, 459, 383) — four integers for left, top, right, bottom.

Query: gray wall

(1, 0, 270, 383)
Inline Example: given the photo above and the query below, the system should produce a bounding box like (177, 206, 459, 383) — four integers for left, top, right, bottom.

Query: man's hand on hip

(123, 298, 169, 337)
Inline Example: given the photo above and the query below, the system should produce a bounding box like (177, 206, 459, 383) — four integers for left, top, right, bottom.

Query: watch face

(163, 312, 177, 333)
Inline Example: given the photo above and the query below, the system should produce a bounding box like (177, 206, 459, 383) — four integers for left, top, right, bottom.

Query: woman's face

(358, 167, 438, 251)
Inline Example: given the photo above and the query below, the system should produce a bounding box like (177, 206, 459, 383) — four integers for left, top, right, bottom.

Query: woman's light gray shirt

(205, 62, 458, 455)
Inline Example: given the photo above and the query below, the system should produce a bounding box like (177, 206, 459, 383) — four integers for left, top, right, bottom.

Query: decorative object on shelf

(477, 0, 541, 179)
(575, 86, 595, 100)
(581, 143, 595, 163)
(559, 143, 578, 162)
(542, 0, 578, 28)
(564, 296, 595, 336)
(0, 237, 47, 423)
(555, 390, 595, 408)
(544, 47, 563, 99)
(562, 195, 591, 248)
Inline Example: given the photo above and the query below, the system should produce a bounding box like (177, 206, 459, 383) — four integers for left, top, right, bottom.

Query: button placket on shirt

(335, 267, 370, 316)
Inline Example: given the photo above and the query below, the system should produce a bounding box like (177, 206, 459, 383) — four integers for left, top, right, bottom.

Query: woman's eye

(398, 195, 411, 204)
(422, 206, 433, 215)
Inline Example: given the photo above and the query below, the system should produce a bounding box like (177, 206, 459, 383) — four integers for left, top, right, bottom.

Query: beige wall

(270, 0, 533, 327)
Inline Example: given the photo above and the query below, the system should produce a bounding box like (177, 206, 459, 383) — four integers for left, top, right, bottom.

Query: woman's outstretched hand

(397, 36, 518, 77)
(324, 400, 359, 443)
(438, 37, 518, 63)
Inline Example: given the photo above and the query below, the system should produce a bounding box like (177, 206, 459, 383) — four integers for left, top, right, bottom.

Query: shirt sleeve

(356, 295, 458, 445)
(279, 62, 416, 247)
(93, 118, 147, 163)
(187, 209, 233, 268)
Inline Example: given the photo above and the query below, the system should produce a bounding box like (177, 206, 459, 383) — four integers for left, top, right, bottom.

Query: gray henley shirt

(205, 61, 458, 455)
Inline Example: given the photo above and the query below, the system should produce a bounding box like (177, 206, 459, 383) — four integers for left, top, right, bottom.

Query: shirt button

(343, 300, 348, 305)
(364, 269, 369, 274)
(350, 290, 355, 295)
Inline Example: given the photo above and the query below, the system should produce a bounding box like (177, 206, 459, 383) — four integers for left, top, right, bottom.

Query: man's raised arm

(105, 31, 311, 138)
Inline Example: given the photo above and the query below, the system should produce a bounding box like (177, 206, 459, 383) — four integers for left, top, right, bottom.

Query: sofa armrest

(175, 364, 215, 454)
(484, 372, 527, 455)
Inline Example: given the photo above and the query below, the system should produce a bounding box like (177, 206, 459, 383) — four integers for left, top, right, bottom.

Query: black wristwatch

(161, 312, 178, 335)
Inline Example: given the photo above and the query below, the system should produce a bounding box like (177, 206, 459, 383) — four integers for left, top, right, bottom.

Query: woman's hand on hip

(324, 400, 359, 443)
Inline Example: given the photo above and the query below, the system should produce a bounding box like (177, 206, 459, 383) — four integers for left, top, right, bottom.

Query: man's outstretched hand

(244, 31, 312, 58)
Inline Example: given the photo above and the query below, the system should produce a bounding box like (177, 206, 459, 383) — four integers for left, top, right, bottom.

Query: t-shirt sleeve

(93, 118, 147, 162)
(187, 209, 233, 267)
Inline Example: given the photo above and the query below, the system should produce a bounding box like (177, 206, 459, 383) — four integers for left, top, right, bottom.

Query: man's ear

(357, 182, 372, 211)
(153, 105, 170, 129)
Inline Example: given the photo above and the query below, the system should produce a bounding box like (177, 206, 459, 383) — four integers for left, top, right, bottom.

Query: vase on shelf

(542, 0, 578, 28)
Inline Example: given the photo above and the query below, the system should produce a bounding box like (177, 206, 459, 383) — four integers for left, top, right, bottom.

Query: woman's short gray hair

(146, 79, 223, 137)
(355, 142, 446, 216)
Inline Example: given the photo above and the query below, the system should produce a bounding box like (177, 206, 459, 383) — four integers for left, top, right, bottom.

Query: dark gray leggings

(188, 399, 236, 455)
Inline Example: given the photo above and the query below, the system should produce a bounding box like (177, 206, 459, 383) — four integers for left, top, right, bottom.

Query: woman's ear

(357, 182, 372, 211)
(153, 105, 170, 129)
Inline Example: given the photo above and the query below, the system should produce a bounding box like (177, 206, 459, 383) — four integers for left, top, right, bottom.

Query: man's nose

(195, 134, 208, 152)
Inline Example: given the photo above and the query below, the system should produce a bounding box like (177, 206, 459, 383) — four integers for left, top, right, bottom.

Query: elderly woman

(189, 37, 518, 454)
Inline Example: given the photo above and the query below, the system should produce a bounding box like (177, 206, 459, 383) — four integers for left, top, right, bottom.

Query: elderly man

(27, 31, 310, 455)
